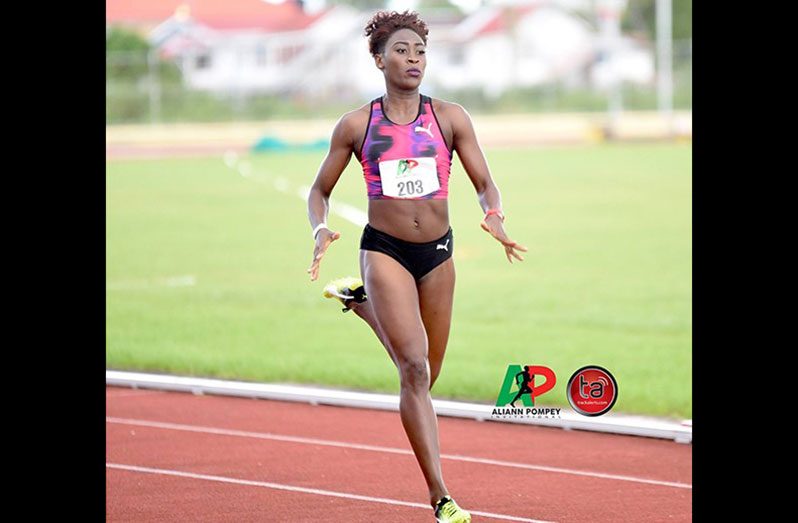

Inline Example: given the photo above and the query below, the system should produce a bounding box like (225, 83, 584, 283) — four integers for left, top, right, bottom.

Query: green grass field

(106, 141, 691, 419)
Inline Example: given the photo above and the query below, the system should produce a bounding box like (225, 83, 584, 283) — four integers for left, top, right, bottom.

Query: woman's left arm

(449, 103, 528, 263)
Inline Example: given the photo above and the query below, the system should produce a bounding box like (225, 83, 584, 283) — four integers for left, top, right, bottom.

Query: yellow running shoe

(434, 496, 471, 523)
(323, 276, 367, 313)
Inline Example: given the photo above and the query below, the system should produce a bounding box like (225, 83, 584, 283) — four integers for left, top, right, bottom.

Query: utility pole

(656, 0, 674, 134)
(147, 48, 162, 124)
(595, 0, 628, 139)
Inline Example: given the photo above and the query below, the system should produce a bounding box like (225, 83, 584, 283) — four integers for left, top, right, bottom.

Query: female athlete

(306, 10, 527, 522)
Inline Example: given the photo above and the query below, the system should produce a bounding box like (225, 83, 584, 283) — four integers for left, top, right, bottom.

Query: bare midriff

(367, 199, 449, 242)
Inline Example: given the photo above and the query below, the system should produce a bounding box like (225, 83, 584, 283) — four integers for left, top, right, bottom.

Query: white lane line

(222, 153, 367, 229)
(330, 200, 369, 227)
(223, 151, 238, 168)
(106, 463, 552, 523)
(440, 453, 691, 489)
(297, 184, 368, 227)
(273, 176, 290, 193)
(106, 275, 196, 291)
(237, 161, 252, 178)
(163, 275, 196, 287)
(106, 417, 691, 490)
(296, 185, 310, 201)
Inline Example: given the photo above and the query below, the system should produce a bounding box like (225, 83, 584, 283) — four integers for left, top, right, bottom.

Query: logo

(397, 159, 418, 177)
(436, 238, 450, 251)
(566, 365, 618, 416)
(492, 365, 561, 419)
(414, 122, 434, 138)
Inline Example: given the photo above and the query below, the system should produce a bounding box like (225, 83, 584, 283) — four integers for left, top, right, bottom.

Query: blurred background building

(106, 0, 691, 125)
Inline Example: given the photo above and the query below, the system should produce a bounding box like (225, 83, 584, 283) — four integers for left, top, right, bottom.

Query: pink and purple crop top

(359, 94, 452, 200)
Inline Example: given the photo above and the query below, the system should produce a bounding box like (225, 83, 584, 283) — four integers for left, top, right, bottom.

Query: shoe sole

(435, 516, 471, 523)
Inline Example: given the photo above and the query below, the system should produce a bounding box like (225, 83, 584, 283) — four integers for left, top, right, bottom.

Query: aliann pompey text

(492, 407, 562, 417)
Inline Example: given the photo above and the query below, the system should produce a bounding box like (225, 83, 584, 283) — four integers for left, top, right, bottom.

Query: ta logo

(495, 365, 557, 407)
(566, 365, 618, 416)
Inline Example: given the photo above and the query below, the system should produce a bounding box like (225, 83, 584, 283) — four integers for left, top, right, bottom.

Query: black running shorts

(360, 224, 453, 281)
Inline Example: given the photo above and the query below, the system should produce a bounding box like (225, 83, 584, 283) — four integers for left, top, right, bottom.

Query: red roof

(106, 0, 325, 31)
(476, 5, 539, 37)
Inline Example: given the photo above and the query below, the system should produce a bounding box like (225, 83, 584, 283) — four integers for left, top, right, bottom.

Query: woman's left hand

(480, 214, 528, 263)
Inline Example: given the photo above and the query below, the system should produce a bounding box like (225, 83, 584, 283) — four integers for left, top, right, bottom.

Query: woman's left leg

(348, 256, 454, 389)
(417, 258, 455, 390)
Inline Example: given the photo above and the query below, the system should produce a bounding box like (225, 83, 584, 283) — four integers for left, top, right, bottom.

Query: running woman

(306, 10, 527, 523)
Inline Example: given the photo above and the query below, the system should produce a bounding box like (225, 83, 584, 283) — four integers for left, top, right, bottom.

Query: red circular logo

(566, 366, 618, 416)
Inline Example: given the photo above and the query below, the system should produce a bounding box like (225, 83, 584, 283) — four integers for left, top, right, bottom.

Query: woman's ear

(373, 53, 384, 70)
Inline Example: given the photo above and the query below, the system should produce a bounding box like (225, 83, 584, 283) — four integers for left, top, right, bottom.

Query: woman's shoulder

(342, 100, 372, 122)
(428, 96, 470, 125)
(428, 96, 472, 134)
(329, 101, 372, 145)
(428, 96, 466, 115)
(336, 101, 372, 133)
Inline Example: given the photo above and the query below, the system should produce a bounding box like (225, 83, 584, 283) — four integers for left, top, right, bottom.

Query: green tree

(106, 26, 151, 80)
(106, 25, 184, 123)
(106, 26, 149, 51)
(106, 25, 182, 85)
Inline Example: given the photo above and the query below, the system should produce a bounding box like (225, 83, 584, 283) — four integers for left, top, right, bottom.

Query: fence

(106, 38, 691, 125)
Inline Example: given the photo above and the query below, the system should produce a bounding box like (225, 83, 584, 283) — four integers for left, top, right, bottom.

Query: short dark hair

(364, 10, 429, 57)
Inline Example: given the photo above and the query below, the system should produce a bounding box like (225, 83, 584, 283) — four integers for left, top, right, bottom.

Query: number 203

(397, 180, 424, 196)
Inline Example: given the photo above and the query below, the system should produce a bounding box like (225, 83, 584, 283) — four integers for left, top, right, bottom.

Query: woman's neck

(382, 88, 420, 123)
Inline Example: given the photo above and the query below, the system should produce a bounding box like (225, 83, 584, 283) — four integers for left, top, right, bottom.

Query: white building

(428, 1, 654, 97)
(152, 4, 369, 99)
(107, 0, 654, 101)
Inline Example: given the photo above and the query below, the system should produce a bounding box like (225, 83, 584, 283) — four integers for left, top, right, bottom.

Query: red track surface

(106, 386, 691, 522)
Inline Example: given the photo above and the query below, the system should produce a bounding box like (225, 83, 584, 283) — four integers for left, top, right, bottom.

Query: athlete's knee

(398, 355, 431, 391)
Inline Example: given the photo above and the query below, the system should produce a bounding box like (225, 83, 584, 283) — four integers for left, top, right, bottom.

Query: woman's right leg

(347, 297, 398, 366)
(359, 249, 450, 508)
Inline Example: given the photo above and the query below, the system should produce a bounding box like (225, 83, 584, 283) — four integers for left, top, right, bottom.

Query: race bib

(378, 157, 440, 199)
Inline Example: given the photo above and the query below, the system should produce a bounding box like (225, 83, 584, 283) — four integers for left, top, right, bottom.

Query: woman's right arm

(307, 114, 355, 281)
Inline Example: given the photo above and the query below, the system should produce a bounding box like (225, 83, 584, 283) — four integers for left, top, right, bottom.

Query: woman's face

(375, 28, 426, 89)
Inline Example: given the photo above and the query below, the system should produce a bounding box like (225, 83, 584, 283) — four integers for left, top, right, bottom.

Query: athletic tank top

(359, 94, 452, 200)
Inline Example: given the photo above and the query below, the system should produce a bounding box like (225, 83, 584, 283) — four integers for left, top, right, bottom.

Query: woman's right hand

(308, 228, 341, 281)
